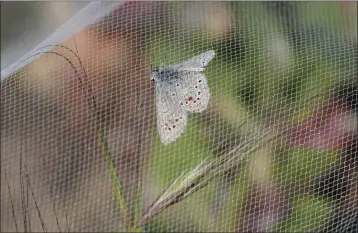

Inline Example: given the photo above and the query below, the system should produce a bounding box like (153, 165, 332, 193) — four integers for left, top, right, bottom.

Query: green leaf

(277, 196, 332, 232)
(273, 147, 338, 185)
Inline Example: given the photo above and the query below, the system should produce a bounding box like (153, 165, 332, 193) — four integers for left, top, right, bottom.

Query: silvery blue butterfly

(151, 50, 215, 145)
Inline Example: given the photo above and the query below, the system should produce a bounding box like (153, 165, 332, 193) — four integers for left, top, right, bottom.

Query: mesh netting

(1, 2, 357, 232)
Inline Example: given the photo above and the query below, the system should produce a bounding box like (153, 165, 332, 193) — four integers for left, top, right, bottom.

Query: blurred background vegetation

(1, 2, 87, 70)
(1, 2, 357, 232)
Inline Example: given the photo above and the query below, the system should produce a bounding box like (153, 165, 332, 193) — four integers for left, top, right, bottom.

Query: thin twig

(22, 162, 48, 232)
(39, 153, 61, 232)
(62, 196, 70, 233)
(19, 144, 27, 232)
(2, 157, 19, 232)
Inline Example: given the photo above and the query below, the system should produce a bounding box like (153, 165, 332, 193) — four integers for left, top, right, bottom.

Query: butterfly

(150, 50, 215, 145)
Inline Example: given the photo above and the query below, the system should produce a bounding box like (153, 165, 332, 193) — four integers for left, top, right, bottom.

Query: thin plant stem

(2, 157, 19, 232)
(8, 43, 139, 232)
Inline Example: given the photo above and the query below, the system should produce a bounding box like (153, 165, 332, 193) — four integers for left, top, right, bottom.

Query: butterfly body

(151, 50, 215, 145)
(152, 67, 182, 84)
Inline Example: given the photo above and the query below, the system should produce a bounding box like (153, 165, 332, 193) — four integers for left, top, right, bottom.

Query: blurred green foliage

(143, 2, 355, 231)
(277, 196, 332, 232)
(272, 148, 338, 185)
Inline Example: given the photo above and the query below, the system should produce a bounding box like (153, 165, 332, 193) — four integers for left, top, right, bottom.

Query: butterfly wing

(174, 50, 215, 72)
(175, 71, 210, 113)
(154, 50, 215, 144)
(156, 82, 188, 145)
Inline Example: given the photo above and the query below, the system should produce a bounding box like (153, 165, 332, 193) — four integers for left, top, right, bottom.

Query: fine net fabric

(1, 2, 357, 232)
